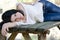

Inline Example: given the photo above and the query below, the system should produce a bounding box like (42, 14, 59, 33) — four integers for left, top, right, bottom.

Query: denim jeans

(39, 0, 60, 21)
(44, 13, 60, 21)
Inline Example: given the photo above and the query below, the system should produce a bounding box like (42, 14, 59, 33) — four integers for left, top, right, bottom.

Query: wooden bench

(0, 21, 60, 40)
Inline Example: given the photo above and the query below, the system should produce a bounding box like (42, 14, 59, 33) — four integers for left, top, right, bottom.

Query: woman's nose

(16, 15, 20, 19)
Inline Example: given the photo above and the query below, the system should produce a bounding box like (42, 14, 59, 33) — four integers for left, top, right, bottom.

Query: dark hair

(0, 9, 24, 27)
(2, 9, 24, 22)
(0, 21, 6, 28)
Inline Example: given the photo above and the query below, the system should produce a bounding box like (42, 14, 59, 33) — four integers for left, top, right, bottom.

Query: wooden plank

(9, 22, 60, 33)
(0, 31, 6, 40)
(38, 30, 49, 40)
(0, 22, 60, 40)
(0, 9, 2, 14)
(22, 33, 32, 40)
(8, 32, 18, 40)
(38, 33, 46, 40)
(57, 25, 60, 29)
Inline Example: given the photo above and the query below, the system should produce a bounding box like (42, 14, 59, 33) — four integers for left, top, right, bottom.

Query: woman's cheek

(15, 18, 21, 22)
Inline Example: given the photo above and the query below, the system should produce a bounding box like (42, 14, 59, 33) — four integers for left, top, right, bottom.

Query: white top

(16, 2, 44, 25)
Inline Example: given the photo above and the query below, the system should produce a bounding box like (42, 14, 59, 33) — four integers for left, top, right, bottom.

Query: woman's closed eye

(14, 14, 16, 16)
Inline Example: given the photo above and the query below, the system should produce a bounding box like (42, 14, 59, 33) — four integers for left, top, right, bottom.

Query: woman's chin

(16, 20, 24, 22)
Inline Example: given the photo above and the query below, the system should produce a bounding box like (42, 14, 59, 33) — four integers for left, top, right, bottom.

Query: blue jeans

(39, 0, 60, 21)
(44, 13, 60, 21)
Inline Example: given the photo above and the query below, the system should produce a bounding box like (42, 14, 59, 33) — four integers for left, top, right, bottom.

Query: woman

(1, 0, 60, 36)
(1, 1, 44, 36)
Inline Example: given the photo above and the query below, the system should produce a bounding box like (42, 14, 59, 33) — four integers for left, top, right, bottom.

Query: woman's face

(11, 12, 24, 22)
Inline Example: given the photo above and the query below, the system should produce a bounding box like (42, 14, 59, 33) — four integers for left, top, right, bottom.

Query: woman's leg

(39, 0, 60, 13)
(44, 13, 60, 22)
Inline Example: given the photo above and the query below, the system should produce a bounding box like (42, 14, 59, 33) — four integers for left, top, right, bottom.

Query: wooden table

(0, 21, 60, 40)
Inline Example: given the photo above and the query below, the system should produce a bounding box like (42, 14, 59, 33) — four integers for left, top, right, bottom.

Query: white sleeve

(29, 3, 44, 22)
(16, 22, 35, 26)
(35, 3, 44, 22)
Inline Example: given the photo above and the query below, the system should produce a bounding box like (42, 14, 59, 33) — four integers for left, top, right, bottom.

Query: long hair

(0, 9, 24, 27)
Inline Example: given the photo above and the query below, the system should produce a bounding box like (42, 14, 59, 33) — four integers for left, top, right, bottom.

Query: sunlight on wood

(55, 0, 60, 5)
(17, 0, 34, 2)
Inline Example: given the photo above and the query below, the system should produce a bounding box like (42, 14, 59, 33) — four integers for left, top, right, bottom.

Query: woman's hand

(1, 23, 9, 36)
(1, 22, 17, 36)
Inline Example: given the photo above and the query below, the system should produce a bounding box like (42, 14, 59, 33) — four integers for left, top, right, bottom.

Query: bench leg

(22, 33, 32, 40)
(0, 34, 6, 40)
(8, 32, 18, 40)
(57, 25, 60, 30)
(0, 32, 6, 40)
(38, 33, 46, 40)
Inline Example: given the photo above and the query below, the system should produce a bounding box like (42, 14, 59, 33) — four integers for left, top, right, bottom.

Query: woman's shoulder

(35, 2, 43, 6)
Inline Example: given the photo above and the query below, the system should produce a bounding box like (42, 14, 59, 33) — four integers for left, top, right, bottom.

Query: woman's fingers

(7, 27, 9, 32)
(1, 28, 5, 36)
(1, 26, 8, 36)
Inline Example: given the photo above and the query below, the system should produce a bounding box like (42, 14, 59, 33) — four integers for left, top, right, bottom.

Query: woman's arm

(1, 22, 17, 36)
(16, 3, 27, 21)
(16, 3, 24, 10)
(1, 21, 35, 36)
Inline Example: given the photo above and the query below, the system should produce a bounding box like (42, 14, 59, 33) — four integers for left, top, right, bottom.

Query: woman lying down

(1, 1, 43, 36)
(1, 0, 60, 36)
